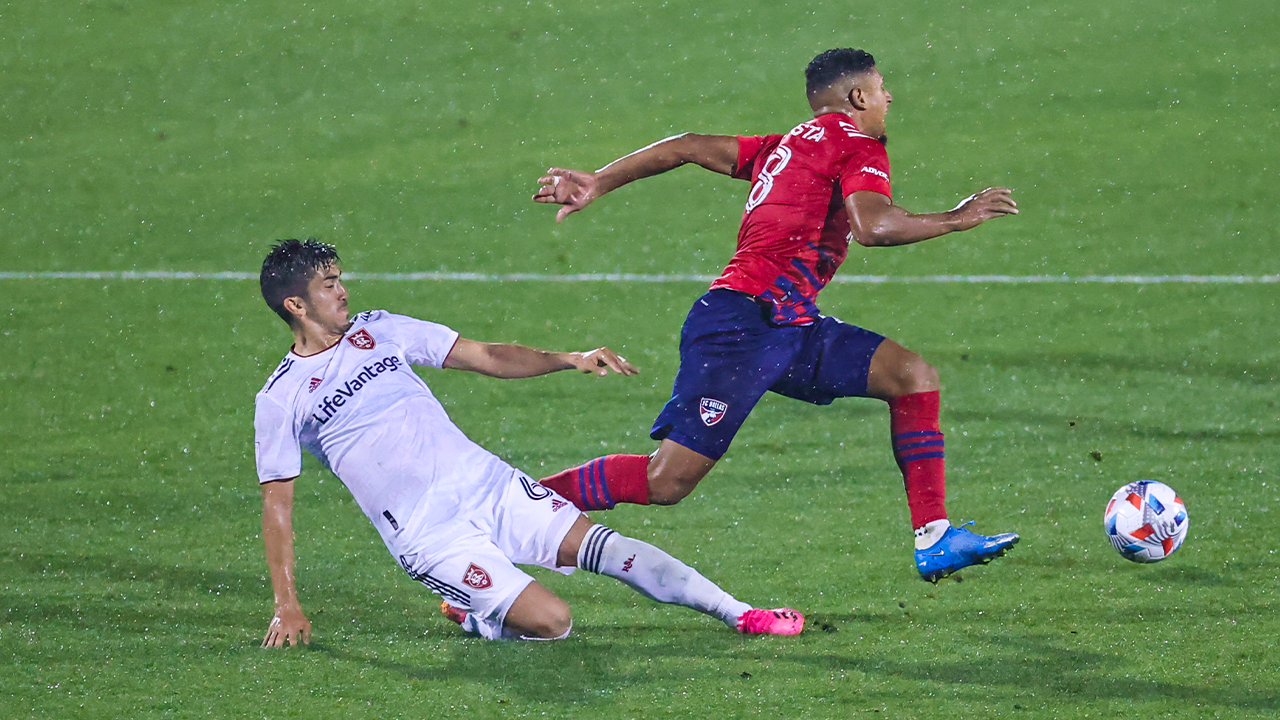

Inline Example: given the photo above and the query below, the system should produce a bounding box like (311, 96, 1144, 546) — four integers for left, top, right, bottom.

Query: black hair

(260, 238, 340, 326)
(805, 48, 877, 97)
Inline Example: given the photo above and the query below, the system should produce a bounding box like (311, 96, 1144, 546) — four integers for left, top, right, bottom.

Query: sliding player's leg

(558, 515, 803, 635)
(443, 470, 802, 637)
(540, 289, 800, 509)
(403, 532, 566, 641)
(498, 581, 572, 639)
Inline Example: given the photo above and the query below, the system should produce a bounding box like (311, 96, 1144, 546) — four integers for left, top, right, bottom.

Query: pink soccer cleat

(736, 608, 805, 635)
(440, 601, 468, 625)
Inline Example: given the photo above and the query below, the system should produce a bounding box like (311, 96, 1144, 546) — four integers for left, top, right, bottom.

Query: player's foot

(440, 601, 468, 625)
(916, 521, 1019, 583)
(736, 608, 805, 635)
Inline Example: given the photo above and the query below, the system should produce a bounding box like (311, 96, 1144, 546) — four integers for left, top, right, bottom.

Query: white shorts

(395, 469, 582, 627)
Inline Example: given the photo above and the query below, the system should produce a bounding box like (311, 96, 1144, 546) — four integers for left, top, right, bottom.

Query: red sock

(888, 391, 947, 529)
(539, 454, 651, 511)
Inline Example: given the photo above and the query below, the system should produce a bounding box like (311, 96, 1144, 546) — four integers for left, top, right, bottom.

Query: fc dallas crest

(463, 563, 492, 589)
(307, 377, 323, 393)
(699, 397, 728, 426)
(348, 328, 376, 350)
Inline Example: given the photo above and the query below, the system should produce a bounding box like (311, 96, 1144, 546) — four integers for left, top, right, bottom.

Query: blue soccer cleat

(916, 521, 1019, 583)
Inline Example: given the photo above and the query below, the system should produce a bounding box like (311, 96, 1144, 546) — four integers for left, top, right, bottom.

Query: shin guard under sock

(888, 390, 948, 529)
(577, 524, 751, 628)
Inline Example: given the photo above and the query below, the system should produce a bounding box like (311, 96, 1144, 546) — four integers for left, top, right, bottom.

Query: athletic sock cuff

(576, 524, 617, 574)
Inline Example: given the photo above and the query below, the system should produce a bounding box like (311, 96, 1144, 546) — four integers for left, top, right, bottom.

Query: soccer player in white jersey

(254, 239, 804, 646)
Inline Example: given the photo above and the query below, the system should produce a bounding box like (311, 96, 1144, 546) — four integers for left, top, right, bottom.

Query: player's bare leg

(645, 439, 717, 505)
(864, 338, 939, 400)
(501, 582, 573, 639)
(864, 338, 1017, 580)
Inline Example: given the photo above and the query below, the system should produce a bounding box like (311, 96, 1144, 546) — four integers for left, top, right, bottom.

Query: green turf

(3, 1, 1278, 718)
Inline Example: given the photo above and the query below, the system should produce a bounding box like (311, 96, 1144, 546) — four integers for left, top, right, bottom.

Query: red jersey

(710, 112, 892, 325)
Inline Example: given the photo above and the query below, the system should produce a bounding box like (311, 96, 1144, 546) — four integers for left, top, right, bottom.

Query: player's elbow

(850, 224, 896, 247)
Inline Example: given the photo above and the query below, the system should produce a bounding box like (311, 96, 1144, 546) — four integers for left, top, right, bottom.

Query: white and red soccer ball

(1104, 480, 1188, 563)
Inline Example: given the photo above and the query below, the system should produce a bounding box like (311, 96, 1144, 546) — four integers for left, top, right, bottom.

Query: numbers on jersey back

(745, 145, 792, 212)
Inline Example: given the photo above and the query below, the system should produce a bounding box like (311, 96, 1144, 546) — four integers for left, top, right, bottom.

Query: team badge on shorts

(463, 563, 493, 590)
(347, 329, 376, 350)
(699, 397, 728, 426)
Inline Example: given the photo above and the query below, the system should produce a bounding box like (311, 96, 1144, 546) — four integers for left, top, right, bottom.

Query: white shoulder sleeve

(384, 312, 460, 368)
(254, 392, 302, 483)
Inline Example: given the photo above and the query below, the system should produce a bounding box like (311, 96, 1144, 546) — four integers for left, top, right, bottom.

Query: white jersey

(254, 310, 515, 558)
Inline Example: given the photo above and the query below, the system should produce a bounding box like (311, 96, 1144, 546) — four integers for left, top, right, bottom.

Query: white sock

(914, 518, 952, 550)
(577, 524, 752, 628)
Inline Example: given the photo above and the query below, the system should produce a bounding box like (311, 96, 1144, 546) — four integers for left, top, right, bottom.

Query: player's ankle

(914, 518, 951, 550)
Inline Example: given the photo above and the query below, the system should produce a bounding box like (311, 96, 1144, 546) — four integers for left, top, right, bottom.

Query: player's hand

(533, 167, 599, 222)
(567, 347, 639, 376)
(262, 604, 311, 648)
(948, 187, 1018, 230)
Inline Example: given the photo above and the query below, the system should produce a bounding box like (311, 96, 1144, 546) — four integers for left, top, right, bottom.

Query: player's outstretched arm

(261, 479, 311, 648)
(846, 187, 1018, 247)
(533, 133, 739, 222)
(443, 337, 639, 379)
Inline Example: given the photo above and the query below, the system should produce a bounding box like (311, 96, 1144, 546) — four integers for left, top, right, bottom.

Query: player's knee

(522, 600, 573, 639)
(904, 359, 939, 394)
(885, 354, 938, 397)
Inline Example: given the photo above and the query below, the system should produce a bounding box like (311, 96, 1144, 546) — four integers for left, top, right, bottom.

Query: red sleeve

(732, 135, 778, 181)
(838, 138, 892, 198)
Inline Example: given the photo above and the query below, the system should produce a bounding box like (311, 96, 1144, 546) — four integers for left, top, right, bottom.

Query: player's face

(857, 70, 892, 142)
(300, 263, 350, 332)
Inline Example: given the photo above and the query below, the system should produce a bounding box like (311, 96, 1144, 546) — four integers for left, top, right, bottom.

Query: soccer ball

(1104, 480, 1188, 563)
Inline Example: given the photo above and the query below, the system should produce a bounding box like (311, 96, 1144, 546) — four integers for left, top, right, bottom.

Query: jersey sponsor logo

(699, 397, 728, 426)
(348, 328, 376, 350)
(789, 122, 825, 142)
(860, 165, 889, 181)
(463, 563, 493, 590)
(518, 474, 552, 500)
(307, 377, 323, 393)
(311, 355, 404, 425)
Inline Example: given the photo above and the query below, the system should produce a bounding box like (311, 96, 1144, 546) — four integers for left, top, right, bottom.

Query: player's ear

(848, 86, 868, 111)
(283, 295, 307, 322)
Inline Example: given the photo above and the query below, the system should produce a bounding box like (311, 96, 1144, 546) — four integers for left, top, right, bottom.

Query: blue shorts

(650, 289, 886, 460)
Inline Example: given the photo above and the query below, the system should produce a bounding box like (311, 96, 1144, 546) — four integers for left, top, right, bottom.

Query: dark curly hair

(260, 238, 340, 326)
(805, 48, 877, 98)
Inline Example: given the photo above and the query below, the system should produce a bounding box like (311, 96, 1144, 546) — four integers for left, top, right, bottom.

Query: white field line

(0, 270, 1277, 284)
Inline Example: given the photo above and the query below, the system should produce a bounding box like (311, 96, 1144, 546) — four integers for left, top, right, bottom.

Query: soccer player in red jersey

(533, 48, 1019, 582)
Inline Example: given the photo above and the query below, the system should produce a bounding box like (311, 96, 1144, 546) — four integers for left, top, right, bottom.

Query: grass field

(2, 1, 1278, 718)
